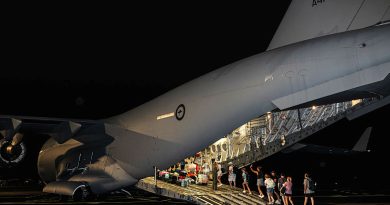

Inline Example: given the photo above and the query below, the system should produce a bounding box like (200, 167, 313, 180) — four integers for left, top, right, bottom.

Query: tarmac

(0, 184, 191, 204)
(136, 177, 390, 205)
(1, 178, 390, 204)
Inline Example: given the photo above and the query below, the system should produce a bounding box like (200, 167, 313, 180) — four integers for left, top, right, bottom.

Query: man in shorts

(271, 171, 281, 204)
(250, 164, 265, 198)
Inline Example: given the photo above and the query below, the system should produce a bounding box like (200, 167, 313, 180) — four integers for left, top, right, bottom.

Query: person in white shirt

(217, 162, 222, 187)
(202, 160, 210, 176)
(227, 162, 236, 188)
(264, 174, 275, 204)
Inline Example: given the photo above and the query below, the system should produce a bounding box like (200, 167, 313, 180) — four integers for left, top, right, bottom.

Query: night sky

(1, 2, 290, 119)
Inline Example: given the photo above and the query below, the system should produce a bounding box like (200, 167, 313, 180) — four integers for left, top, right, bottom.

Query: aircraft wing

(0, 115, 102, 144)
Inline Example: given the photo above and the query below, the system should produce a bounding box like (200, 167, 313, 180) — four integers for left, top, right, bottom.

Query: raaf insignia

(175, 104, 185, 120)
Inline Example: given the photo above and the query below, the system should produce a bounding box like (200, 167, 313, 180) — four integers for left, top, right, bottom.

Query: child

(241, 168, 252, 194)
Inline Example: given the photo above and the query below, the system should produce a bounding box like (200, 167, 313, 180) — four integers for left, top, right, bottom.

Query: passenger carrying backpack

(268, 179, 275, 188)
(308, 178, 316, 191)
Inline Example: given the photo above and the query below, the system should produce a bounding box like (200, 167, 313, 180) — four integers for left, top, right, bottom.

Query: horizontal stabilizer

(352, 126, 372, 152)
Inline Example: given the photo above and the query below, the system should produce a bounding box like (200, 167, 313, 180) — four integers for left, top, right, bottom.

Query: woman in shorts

(241, 168, 252, 194)
(264, 174, 275, 204)
(228, 162, 236, 188)
(282, 176, 294, 205)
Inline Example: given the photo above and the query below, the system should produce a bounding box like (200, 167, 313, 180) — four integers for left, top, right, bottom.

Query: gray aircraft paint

(105, 25, 390, 181)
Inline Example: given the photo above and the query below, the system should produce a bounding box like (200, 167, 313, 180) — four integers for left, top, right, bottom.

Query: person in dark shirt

(271, 171, 281, 204)
(212, 161, 218, 191)
(250, 164, 265, 198)
(278, 173, 287, 203)
(180, 161, 185, 170)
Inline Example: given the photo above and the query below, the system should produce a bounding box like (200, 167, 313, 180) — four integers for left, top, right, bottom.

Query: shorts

(304, 193, 315, 197)
(256, 178, 264, 186)
(266, 188, 274, 193)
(285, 193, 292, 196)
(217, 171, 222, 177)
(228, 173, 236, 182)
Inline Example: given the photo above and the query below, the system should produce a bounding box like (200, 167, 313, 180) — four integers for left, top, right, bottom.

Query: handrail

(196, 98, 378, 169)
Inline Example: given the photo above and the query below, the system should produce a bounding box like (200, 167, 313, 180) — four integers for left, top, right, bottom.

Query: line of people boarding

(224, 162, 315, 205)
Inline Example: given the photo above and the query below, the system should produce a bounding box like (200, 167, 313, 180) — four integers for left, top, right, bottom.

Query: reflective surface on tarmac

(1, 183, 390, 205)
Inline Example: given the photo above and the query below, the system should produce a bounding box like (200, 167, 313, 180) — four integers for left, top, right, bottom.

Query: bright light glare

(352, 99, 362, 106)
(157, 112, 175, 120)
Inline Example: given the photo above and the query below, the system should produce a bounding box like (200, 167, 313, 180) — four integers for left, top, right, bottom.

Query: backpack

(308, 178, 316, 191)
(280, 186, 286, 195)
(268, 178, 275, 188)
(221, 167, 225, 173)
(233, 166, 238, 174)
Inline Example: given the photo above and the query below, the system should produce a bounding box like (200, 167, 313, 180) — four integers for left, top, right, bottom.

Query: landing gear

(72, 185, 91, 201)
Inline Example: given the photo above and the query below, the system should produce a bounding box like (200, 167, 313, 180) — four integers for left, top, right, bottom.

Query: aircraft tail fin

(352, 126, 372, 152)
(267, 0, 390, 50)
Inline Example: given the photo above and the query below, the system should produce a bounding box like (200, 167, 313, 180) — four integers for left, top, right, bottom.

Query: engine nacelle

(0, 138, 26, 168)
(38, 133, 137, 198)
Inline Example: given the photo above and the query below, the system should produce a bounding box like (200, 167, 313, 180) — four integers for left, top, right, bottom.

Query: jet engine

(0, 133, 26, 168)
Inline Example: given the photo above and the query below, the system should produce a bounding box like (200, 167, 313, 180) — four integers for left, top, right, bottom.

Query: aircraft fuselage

(104, 24, 390, 181)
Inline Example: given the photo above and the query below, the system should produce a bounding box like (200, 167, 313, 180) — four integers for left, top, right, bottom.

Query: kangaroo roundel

(175, 104, 185, 120)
